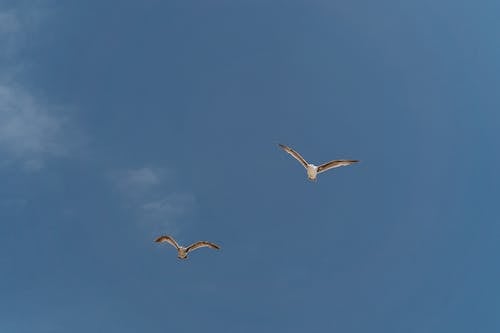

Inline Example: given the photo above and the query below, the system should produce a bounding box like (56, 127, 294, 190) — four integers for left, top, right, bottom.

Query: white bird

(155, 235, 220, 260)
(278, 144, 359, 181)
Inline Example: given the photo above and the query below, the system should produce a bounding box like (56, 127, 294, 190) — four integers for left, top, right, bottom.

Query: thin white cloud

(0, 7, 78, 169)
(0, 10, 21, 58)
(0, 6, 46, 60)
(0, 84, 65, 156)
(112, 167, 167, 199)
(142, 193, 196, 220)
(120, 167, 162, 189)
(0, 10, 20, 34)
(113, 167, 195, 234)
(141, 192, 196, 235)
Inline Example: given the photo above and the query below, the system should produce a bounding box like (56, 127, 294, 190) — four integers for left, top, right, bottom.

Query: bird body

(278, 144, 358, 181)
(176, 247, 189, 259)
(306, 164, 318, 181)
(155, 235, 220, 260)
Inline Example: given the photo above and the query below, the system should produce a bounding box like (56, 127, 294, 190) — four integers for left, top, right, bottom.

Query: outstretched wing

(278, 144, 309, 169)
(154, 235, 180, 250)
(186, 241, 220, 253)
(317, 160, 359, 173)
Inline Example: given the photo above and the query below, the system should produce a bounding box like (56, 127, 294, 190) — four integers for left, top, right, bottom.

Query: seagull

(278, 144, 359, 181)
(154, 235, 220, 260)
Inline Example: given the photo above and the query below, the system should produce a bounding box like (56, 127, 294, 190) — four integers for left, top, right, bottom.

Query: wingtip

(207, 242, 221, 250)
(154, 235, 167, 242)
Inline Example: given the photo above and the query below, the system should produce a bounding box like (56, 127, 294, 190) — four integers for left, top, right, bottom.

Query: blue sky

(1, 0, 500, 332)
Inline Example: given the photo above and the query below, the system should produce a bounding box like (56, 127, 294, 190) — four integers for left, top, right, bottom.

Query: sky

(1, 0, 500, 332)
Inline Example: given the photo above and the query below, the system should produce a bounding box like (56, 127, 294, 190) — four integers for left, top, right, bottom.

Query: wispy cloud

(0, 6, 79, 170)
(114, 167, 164, 195)
(0, 6, 47, 61)
(142, 193, 196, 221)
(0, 9, 22, 59)
(0, 85, 65, 155)
(113, 167, 195, 234)
(0, 10, 20, 33)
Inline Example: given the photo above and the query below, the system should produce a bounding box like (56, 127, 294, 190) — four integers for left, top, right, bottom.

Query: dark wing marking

(154, 235, 180, 250)
(186, 241, 220, 253)
(278, 144, 309, 169)
(317, 160, 359, 173)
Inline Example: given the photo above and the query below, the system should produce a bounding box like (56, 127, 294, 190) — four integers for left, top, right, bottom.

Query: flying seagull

(278, 144, 359, 181)
(155, 235, 220, 260)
